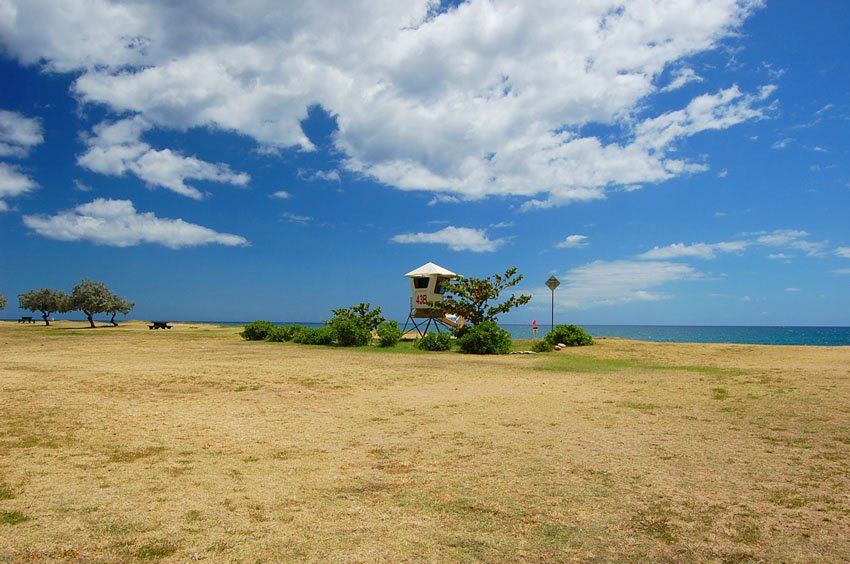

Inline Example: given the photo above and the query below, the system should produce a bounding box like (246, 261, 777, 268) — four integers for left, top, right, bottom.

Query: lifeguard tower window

(414, 278, 429, 289)
(435, 281, 446, 294)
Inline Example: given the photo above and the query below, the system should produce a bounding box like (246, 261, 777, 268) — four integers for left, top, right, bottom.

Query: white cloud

(836, 246, 850, 258)
(308, 170, 341, 183)
(771, 138, 792, 149)
(282, 212, 312, 224)
(639, 240, 748, 260)
(77, 117, 250, 199)
(660, 67, 703, 92)
(0, 162, 38, 199)
(642, 230, 829, 261)
(832, 269, 850, 275)
(0, 0, 770, 207)
(391, 226, 507, 252)
(752, 229, 827, 257)
(784, 287, 800, 292)
(0, 109, 43, 157)
(767, 253, 792, 260)
(22, 198, 249, 248)
(535, 260, 702, 309)
(73, 179, 93, 192)
(556, 234, 589, 249)
(271, 190, 291, 199)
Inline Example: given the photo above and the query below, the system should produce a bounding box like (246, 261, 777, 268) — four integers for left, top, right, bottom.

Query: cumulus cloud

(836, 246, 850, 258)
(22, 198, 249, 248)
(0, 0, 770, 207)
(391, 226, 508, 252)
(642, 230, 828, 260)
(0, 109, 43, 207)
(77, 117, 250, 199)
(270, 190, 291, 199)
(752, 229, 827, 257)
(0, 162, 38, 199)
(0, 109, 43, 157)
(639, 240, 748, 260)
(534, 260, 702, 309)
(304, 169, 341, 183)
(556, 234, 589, 249)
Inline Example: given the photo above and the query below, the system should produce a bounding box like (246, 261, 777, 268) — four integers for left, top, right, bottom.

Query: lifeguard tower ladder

(402, 262, 465, 336)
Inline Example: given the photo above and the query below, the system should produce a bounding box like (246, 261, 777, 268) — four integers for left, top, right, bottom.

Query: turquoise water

(220, 321, 850, 346)
(503, 325, 850, 346)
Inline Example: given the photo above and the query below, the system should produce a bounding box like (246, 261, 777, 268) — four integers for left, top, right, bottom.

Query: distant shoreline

(5, 319, 850, 346)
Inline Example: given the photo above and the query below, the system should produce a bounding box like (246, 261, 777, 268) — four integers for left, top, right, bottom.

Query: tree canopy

(18, 288, 70, 326)
(70, 279, 118, 328)
(429, 267, 532, 328)
(105, 293, 134, 326)
(0, 292, 7, 311)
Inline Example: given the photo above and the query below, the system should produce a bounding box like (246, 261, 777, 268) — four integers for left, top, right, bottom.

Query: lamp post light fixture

(545, 275, 560, 333)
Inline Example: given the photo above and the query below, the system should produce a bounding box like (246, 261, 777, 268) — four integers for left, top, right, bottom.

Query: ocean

(218, 321, 850, 346)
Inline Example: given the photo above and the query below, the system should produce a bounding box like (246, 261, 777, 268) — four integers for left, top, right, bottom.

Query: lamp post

(545, 275, 560, 333)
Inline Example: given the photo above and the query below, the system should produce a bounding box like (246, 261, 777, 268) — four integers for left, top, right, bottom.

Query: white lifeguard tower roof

(404, 262, 457, 278)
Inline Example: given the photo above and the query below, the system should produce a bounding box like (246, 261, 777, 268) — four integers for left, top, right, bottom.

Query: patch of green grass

(618, 401, 657, 414)
(107, 446, 166, 463)
(769, 487, 807, 509)
(135, 539, 178, 560)
(712, 387, 729, 400)
(536, 521, 579, 547)
(633, 502, 677, 543)
(1, 511, 30, 525)
(537, 355, 730, 375)
(0, 486, 14, 500)
(731, 520, 761, 545)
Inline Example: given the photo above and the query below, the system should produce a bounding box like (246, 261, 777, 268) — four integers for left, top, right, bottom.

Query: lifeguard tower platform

(402, 262, 465, 336)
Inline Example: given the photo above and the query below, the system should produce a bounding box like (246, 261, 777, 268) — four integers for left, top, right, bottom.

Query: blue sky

(1, 0, 848, 325)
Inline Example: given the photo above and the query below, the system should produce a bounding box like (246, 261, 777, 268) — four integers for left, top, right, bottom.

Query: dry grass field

(1, 321, 849, 562)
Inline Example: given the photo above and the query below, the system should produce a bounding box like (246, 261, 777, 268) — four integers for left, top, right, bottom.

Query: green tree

(0, 292, 7, 311)
(329, 303, 385, 330)
(18, 288, 70, 326)
(429, 267, 531, 329)
(105, 294, 134, 326)
(70, 279, 115, 328)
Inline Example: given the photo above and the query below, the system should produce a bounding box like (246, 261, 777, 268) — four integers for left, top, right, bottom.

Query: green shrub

(241, 320, 275, 341)
(457, 321, 512, 355)
(531, 339, 554, 353)
(415, 332, 453, 351)
(331, 318, 372, 347)
(293, 326, 335, 345)
(280, 325, 306, 341)
(265, 326, 289, 342)
(377, 320, 402, 347)
(545, 324, 594, 346)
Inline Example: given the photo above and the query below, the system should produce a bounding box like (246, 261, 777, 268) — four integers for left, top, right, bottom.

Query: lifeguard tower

(402, 262, 465, 336)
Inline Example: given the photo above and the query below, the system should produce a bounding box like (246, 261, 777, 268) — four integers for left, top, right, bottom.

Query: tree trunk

(110, 313, 118, 327)
(85, 310, 95, 328)
(41, 311, 50, 326)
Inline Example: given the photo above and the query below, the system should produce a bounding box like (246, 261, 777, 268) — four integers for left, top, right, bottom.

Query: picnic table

(18, 316, 35, 323)
(148, 321, 173, 330)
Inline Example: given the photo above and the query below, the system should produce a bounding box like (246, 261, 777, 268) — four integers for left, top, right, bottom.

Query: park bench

(148, 321, 173, 330)
(18, 316, 35, 323)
